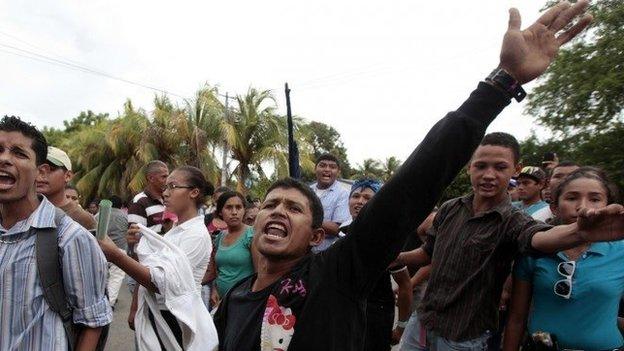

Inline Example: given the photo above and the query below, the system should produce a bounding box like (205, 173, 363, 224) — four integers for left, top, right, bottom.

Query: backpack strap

(36, 208, 78, 351)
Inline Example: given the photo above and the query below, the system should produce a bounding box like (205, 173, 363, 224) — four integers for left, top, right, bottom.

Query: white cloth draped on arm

(134, 224, 218, 351)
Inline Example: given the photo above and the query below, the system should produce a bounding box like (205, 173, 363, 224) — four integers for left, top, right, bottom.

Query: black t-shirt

(219, 278, 273, 351)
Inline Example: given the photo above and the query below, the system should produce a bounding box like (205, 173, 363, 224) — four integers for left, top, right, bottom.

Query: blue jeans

(400, 311, 428, 351)
(427, 330, 492, 351)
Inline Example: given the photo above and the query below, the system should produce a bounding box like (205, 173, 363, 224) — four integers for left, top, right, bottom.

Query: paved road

(105, 281, 135, 351)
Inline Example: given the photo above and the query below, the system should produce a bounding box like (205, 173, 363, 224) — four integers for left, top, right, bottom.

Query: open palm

(499, 1, 592, 84)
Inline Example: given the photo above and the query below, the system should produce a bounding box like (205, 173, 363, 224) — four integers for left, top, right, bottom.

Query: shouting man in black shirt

(214, 2, 622, 350)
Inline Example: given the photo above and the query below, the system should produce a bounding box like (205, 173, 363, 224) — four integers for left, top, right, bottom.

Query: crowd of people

(2, 1, 624, 350)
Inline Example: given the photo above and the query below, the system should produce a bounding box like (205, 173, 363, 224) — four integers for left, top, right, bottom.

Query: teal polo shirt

(515, 241, 624, 350)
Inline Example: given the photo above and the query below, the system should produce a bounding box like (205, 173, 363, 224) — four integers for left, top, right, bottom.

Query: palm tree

(67, 100, 151, 202)
(222, 88, 315, 193)
(222, 88, 284, 193)
(382, 156, 402, 181)
(182, 85, 224, 184)
(353, 158, 384, 179)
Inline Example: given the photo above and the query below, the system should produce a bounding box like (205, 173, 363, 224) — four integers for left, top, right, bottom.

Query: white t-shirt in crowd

(155, 215, 211, 308)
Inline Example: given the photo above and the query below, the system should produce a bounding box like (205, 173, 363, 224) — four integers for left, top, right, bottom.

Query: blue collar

(555, 242, 610, 261)
(586, 242, 610, 256)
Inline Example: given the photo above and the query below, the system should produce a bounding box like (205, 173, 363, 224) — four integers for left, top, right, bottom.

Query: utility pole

(285, 83, 300, 179)
(221, 92, 229, 186)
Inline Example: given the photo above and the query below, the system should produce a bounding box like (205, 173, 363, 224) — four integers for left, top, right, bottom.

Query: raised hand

(499, 0, 592, 84)
(577, 204, 624, 242)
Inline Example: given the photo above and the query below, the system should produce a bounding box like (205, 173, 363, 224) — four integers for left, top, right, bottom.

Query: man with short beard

(36, 146, 96, 230)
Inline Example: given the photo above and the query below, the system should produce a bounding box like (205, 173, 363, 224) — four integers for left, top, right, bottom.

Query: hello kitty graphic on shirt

(260, 295, 296, 351)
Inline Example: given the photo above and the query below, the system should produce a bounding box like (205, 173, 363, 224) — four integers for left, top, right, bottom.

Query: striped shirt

(0, 197, 113, 350)
(128, 189, 165, 234)
(418, 194, 551, 341)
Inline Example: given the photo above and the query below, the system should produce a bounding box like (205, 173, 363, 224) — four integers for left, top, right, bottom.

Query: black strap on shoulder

(35, 208, 78, 350)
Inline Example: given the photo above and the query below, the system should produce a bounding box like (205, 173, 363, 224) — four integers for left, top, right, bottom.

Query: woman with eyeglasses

(208, 191, 255, 307)
(98, 165, 215, 350)
(503, 167, 624, 351)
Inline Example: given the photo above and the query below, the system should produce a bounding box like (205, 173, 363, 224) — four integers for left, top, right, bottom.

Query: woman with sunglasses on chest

(503, 167, 624, 351)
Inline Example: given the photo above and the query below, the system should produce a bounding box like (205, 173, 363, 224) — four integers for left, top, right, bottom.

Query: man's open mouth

(264, 221, 288, 239)
(0, 171, 16, 189)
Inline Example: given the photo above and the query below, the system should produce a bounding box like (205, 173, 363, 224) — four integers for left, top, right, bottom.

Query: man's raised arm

(341, 1, 592, 289)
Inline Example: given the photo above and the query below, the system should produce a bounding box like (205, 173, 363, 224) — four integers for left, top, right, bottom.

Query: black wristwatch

(486, 68, 526, 102)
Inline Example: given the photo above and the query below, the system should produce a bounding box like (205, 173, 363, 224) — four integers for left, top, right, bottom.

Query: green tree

(353, 158, 384, 179)
(300, 121, 352, 179)
(574, 125, 624, 195)
(381, 156, 402, 181)
(63, 110, 109, 133)
(68, 101, 151, 203)
(527, 0, 624, 135)
(440, 169, 472, 204)
(41, 126, 67, 147)
(182, 85, 225, 184)
(42, 110, 110, 146)
(518, 132, 571, 167)
(224, 88, 294, 193)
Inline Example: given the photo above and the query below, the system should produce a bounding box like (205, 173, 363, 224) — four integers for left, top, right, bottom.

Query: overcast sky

(0, 0, 553, 167)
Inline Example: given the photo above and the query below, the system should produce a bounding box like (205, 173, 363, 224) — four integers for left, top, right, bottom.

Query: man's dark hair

(110, 195, 123, 209)
(315, 153, 340, 167)
(265, 178, 324, 229)
(0, 115, 48, 165)
(479, 132, 520, 163)
(145, 160, 168, 176)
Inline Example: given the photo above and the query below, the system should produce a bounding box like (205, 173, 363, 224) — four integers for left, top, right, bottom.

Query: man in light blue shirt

(0, 116, 112, 350)
(310, 153, 351, 252)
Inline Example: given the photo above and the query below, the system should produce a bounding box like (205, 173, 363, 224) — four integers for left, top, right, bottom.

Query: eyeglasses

(163, 184, 194, 191)
(554, 261, 575, 299)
